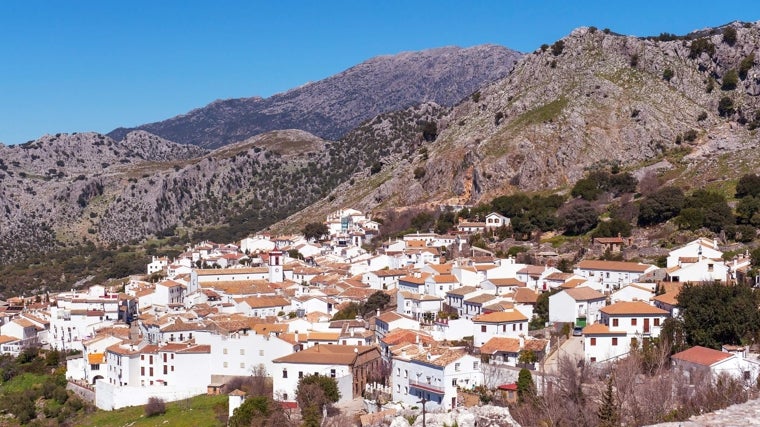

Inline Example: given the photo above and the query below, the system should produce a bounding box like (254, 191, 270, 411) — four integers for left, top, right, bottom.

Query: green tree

(229, 395, 272, 427)
(597, 375, 619, 427)
(592, 218, 632, 238)
(297, 374, 341, 426)
(678, 282, 760, 348)
(675, 207, 705, 230)
(530, 288, 559, 329)
(516, 368, 535, 403)
(637, 186, 685, 226)
(410, 211, 435, 232)
(561, 201, 599, 235)
(736, 174, 760, 198)
(721, 69, 739, 91)
(362, 291, 391, 316)
(302, 222, 328, 241)
(737, 196, 760, 225)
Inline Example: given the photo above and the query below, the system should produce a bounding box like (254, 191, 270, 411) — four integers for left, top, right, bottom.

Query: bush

(689, 38, 715, 58)
(629, 54, 639, 67)
(413, 166, 426, 180)
(718, 96, 734, 117)
(721, 69, 738, 91)
(551, 40, 565, 56)
(145, 397, 166, 417)
(736, 174, 760, 198)
(739, 53, 755, 80)
(722, 26, 737, 46)
(662, 68, 674, 82)
(638, 186, 685, 226)
(697, 111, 708, 121)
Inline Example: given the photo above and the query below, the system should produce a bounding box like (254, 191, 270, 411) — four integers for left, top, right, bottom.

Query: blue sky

(1, 1, 758, 145)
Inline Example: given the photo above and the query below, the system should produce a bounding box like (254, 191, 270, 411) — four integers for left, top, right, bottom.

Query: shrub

(683, 129, 698, 142)
(697, 111, 708, 121)
(721, 69, 738, 90)
(494, 111, 505, 126)
(472, 91, 481, 103)
(662, 68, 674, 82)
(145, 397, 166, 417)
(718, 96, 735, 117)
(551, 40, 565, 56)
(739, 53, 755, 80)
(413, 166, 426, 180)
(689, 38, 715, 58)
(722, 26, 737, 46)
(629, 54, 639, 67)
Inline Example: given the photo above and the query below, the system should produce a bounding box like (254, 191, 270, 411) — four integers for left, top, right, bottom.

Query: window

(612, 319, 619, 327)
(163, 353, 167, 363)
(452, 379, 457, 386)
(481, 325, 486, 332)
(223, 348, 228, 355)
(299, 371, 303, 379)
(590, 338, 596, 346)
(330, 369, 336, 378)
(141, 355, 144, 361)
(240, 349, 245, 355)
(141, 367, 145, 375)
(404, 370, 408, 378)
(631, 318, 637, 326)
(455, 363, 460, 371)
(282, 369, 288, 378)
(612, 338, 618, 346)
(654, 318, 660, 326)
(397, 368, 400, 377)
(163, 366, 167, 375)
(473, 361, 479, 370)
(240, 363, 245, 369)
(149, 355, 153, 364)
(590, 357, 597, 362)
(512, 324, 516, 331)
(149, 367, 154, 376)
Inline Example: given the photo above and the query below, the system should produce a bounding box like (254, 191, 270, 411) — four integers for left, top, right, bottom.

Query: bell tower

(268, 250, 283, 283)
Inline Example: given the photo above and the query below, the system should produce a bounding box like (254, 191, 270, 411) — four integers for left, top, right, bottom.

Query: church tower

(268, 250, 284, 283)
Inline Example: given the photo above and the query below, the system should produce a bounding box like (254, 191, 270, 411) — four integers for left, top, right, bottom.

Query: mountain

(272, 22, 760, 231)
(107, 45, 522, 148)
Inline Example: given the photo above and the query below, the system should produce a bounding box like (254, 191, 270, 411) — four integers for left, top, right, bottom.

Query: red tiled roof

(672, 346, 732, 367)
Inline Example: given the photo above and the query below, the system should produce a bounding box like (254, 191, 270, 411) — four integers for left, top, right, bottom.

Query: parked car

(572, 326, 583, 336)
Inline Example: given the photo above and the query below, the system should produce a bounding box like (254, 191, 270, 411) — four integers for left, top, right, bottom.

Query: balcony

(408, 379, 445, 394)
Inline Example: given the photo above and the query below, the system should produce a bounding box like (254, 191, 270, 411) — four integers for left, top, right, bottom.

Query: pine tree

(516, 368, 535, 403)
(597, 375, 620, 427)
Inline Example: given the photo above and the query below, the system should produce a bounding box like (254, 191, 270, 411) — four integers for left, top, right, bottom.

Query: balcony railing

(408, 379, 445, 394)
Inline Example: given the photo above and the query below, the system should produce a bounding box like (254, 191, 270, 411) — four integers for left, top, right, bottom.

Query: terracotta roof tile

(473, 310, 528, 323)
(600, 301, 668, 316)
(672, 346, 733, 366)
(577, 260, 655, 273)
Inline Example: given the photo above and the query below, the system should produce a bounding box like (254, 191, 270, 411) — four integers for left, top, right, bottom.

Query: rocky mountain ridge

(296, 22, 760, 220)
(107, 45, 521, 148)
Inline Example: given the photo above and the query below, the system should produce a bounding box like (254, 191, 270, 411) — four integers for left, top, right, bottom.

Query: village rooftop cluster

(0, 208, 757, 416)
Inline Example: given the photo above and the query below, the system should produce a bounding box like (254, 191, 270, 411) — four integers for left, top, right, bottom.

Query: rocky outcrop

(107, 45, 522, 148)
(330, 22, 760, 212)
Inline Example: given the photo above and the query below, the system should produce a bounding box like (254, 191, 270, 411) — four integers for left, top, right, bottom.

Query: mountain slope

(276, 23, 760, 231)
(307, 23, 760, 215)
(107, 45, 522, 148)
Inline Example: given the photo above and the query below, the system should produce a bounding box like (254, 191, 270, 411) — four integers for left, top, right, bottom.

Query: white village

(0, 207, 757, 425)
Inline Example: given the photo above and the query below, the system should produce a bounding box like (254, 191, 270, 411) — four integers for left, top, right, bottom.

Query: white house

(272, 345, 381, 404)
(472, 311, 529, 347)
(548, 287, 606, 326)
(147, 256, 170, 275)
(582, 323, 630, 363)
(397, 291, 443, 322)
(574, 260, 658, 292)
(375, 311, 419, 342)
(599, 301, 669, 338)
(484, 212, 510, 229)
(672, 345, 760, 386)
(391, 348, 483, 411)
(666, 238, 722, 269)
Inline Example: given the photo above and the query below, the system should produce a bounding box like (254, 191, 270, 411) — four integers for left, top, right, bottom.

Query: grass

(0, 372, 48, 394)
(74, 394, 228, 427)
(507, 97, 569, 132)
